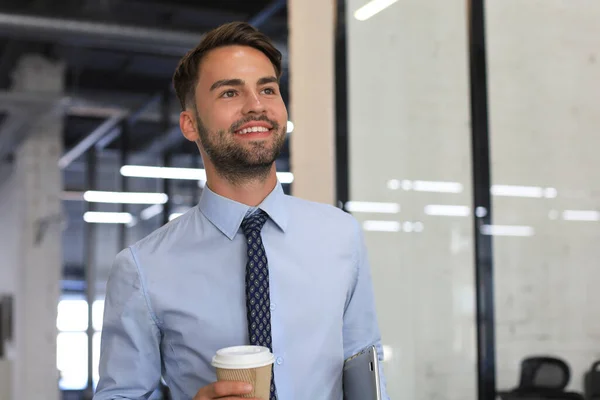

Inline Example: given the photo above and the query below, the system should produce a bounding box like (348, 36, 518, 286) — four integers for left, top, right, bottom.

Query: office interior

(1, 1, 599, 399)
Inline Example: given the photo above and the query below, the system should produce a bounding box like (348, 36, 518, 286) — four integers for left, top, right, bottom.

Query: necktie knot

(241, 210, 268, 237)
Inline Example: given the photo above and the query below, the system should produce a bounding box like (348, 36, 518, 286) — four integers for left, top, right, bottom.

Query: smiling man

(94, 22, 389, 400)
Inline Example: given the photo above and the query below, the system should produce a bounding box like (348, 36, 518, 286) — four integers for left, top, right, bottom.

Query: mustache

(229, 115, 279, 133)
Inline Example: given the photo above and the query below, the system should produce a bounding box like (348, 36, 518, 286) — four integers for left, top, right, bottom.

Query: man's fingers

(208, 380, 253, 398)
(215, 398, 260, 400)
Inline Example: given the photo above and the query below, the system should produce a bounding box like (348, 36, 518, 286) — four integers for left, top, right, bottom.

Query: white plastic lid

(211, 346, 275, 369)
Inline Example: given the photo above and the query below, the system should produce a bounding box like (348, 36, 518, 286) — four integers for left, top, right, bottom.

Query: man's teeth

(237, 126, 270, 134)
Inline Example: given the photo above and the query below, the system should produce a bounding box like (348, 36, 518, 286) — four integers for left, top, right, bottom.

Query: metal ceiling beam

(94, 93, 162, 150)
(141, 125, 184, 155)
(138, 86, 183, 155)
(249, 0, 287, 29)
(0, 91, 62, 110)
(0, 13, 199, 57)
(0, 12, 288, 59)
(58, 93, 162, 168)
(68, 102, 180, 124)
(58, 112, 126, 169)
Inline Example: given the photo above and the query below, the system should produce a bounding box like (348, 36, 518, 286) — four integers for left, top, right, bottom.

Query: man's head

(173, 22, 288, 184)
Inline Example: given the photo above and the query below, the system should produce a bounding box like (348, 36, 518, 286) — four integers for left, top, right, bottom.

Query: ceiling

(0, 0, 292, 285)
(0, 0, 290, 182)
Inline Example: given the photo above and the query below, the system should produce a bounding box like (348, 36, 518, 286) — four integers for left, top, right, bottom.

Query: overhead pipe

(0, 12, 288, 59)
(0, 12, 201, 57)
(248, 0, 287, 29)
(58, 93, 161, 169)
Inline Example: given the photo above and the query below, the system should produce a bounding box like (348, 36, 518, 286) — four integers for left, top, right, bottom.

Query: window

(56, 297, 104, 391)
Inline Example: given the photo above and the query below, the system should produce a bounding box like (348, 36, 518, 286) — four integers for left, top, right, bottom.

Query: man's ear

(180, 111, 199, 142)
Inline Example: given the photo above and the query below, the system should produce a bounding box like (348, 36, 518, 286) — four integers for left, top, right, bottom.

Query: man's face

(191, 45, 288, 180)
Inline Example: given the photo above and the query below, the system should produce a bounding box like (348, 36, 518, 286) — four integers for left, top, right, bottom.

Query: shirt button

(276, 357, 283, 365)
(270, 303, 277, 311)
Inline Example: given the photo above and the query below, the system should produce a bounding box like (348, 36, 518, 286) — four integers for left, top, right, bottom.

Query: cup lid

(211, 345, 275, 369)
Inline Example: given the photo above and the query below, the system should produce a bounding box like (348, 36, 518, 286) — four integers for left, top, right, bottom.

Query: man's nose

(242, 92, 266, 114)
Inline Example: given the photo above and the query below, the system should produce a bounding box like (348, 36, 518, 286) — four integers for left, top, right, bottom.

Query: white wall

(486, 0, 600, 392)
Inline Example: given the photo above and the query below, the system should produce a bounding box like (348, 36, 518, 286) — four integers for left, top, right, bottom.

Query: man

(94, 21, 389, 400)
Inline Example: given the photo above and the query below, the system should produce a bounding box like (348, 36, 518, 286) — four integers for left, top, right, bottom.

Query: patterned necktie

(241, 210, 277, 400)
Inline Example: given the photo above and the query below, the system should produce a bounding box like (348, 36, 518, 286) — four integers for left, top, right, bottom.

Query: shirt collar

(198, 181, 288, 240)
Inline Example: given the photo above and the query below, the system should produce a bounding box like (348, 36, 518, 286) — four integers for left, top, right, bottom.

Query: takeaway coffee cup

(211, 345, 275, 399)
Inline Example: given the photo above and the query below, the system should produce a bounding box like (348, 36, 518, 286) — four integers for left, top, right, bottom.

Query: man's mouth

(235, 126, 272, 135)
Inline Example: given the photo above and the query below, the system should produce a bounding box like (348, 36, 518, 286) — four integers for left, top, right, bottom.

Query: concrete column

(10, 54, 65, 400)
(287, 0, 337, 205)
(0, 359, 10, 400)
(0, 159, 17, 400)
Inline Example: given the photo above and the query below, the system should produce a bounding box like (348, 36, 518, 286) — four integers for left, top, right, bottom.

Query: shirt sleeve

(93, 247, 162, 400)
(343, 219, 391, 400)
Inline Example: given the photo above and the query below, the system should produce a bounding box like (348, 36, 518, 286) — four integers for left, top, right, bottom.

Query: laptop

(343, 345, 383, 400)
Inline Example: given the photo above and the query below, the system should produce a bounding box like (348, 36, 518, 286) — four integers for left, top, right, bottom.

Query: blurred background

(0, 1, 599, 400)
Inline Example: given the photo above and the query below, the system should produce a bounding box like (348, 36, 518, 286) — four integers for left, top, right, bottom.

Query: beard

(194, 110, 286, 184)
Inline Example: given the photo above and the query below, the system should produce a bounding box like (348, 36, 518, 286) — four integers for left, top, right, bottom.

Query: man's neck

(205, 165, 278, 207)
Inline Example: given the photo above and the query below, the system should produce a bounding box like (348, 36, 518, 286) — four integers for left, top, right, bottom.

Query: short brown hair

(172, 21, 283, 110)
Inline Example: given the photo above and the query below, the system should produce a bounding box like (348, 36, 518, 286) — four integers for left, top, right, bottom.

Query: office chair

(517, 356, 571, 392)
(499, 395, 583, 400)
(584, 361, 600, 400)
(498, 356, 584, 400)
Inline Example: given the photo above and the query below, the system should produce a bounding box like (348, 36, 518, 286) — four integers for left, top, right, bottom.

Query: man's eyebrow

(257, 76, 278, 85)
(210, 79, 244, 91)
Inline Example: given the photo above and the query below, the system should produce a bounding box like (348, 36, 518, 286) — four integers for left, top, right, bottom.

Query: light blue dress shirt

(94, 182, 389, 400)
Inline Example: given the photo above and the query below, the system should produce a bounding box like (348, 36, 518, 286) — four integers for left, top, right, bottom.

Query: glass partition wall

(344, 1, 600, 399)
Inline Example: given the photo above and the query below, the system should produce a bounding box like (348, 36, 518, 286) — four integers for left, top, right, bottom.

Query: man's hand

(193, 381, 260, 400)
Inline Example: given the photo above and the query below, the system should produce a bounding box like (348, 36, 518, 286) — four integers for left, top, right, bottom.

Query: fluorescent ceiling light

(83, 211, 133, 224)
(424, 205, 470, 217)
(363, 220, 401, 232)
(387, 179, 463, 193)
(286, 121, 294, 133)
(121, 165, 206, 180)
(475, 207, 488, 218)
(390, 180, 559, 198)
(490, 185, 558, 198)
(83, 190, 168, 205)
(276, 172, 294, 184)
(413, 180, 463, 193)
(562, 210, 600, 222)
(491, 185, 539, 198)
(354, 0, 398, 21)
(345, 201, 400, 214)
(169, 213, 184, 221)
(140, 204, 164, 221)
(382, 345, 394, 362)
(480, 225, 534, 237)
(121, 165, 294, 184)
(544, 188, 558, 198)
(387, 179, 401, 190)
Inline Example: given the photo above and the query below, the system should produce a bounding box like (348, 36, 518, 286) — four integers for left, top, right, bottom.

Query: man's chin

(239, 157, 277, 168)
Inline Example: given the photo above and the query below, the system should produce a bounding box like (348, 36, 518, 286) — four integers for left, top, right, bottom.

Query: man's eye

(262, 87, 276, 95)
(222, 90, 237, 98)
